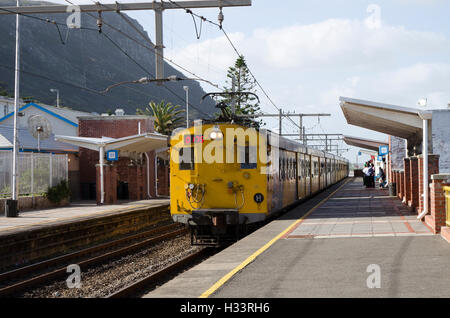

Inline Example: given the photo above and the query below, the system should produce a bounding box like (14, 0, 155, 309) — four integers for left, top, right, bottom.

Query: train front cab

(170, 123, 271, 245)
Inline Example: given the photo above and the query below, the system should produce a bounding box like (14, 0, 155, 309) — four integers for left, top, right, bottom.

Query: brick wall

(425, 174, 450, 233)
(417, 154, 440, 215)
(404, 158, 411, 204)
(409, 157, 419, 208)
(96, 164, 118, 204)
(398, 171, 404, 200)
(78, 116, 169, 202)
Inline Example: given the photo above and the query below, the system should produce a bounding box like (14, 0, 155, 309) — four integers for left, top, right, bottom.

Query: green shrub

(44, 180, 71, 204)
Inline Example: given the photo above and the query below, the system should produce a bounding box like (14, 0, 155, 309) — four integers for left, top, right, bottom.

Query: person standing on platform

(363, 162, 370, 188)
(368, 163, 375, 188)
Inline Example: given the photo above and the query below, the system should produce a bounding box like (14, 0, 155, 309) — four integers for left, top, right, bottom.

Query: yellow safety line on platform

(199, 178, 352, 298)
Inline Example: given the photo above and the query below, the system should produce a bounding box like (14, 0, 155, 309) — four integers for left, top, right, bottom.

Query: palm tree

(136, 100, 185, 135)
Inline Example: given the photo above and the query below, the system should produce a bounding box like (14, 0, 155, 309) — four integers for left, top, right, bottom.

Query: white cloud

(167, 16, 450, 160)
(251, 19, 448, 69)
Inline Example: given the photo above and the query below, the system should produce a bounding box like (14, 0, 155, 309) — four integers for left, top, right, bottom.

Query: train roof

(171, 122, 348, 163)
(267, 130, 348, 163)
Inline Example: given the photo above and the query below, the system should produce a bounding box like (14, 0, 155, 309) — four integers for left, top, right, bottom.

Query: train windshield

(179, 147, 195, 170)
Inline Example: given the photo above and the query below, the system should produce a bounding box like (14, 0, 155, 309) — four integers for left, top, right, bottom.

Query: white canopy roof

(340, 97, 428, 140)
(343, 135, 388, 152)
(55, 133, 168, 158)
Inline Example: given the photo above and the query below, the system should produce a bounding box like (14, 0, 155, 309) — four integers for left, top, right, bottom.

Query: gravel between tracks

(20, 233, 200, 298)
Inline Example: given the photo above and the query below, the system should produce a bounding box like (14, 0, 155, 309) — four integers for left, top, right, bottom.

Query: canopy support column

(99, 145, 105, 205)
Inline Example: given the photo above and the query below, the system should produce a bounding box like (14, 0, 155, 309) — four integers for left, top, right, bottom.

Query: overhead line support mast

(0, 0, 252, 84)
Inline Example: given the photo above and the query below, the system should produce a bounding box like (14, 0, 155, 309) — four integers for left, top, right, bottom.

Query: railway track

(0, 223, 187, 297)
(106, 248, 209, 298)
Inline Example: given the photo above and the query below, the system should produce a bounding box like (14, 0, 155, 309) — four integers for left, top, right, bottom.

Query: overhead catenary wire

(81, 0, 220, 90)
(0, 6, 98, 44)
(99, 30, 213, 119)
(62, 0, 283, 123)
(163, 0, 304, 132)
(3, 0, 215, 118)
(0, 63, 105, 96)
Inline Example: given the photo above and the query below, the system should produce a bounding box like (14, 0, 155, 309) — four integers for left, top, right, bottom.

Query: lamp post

(50, 88, 59, 108)
(183, 86, 189, 128)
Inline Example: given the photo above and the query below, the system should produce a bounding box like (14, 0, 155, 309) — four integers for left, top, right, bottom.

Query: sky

(29, 0, 450, 162)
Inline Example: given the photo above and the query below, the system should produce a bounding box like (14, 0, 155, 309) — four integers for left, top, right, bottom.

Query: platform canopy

(55, 132, 168, 158)
(343, 135, 388, 152)
(340, 97, 427, 141)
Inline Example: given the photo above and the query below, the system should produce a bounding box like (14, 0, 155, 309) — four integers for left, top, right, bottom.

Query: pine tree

(217, 56, 262, 126)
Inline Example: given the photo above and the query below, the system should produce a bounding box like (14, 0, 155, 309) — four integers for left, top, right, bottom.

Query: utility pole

(279, 109, 282, 135)
(299, 115, 302, 142)
(183, 86, 189, 128)
(12, 0, 20, 204)
(231, 75, 236, 116)
(50, 88, 59, 107)
(154, 5, 164, 85)
(0, 1, 252, 83)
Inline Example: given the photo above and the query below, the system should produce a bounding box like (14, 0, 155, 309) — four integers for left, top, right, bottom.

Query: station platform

(0, 198, 170, 270)
(0, 199, 169, 236)
(145, 178, 450, 298)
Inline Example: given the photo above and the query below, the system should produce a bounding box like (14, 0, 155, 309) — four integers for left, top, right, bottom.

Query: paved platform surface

(0, 199, 169, 235)
(145, 178, 450, 298)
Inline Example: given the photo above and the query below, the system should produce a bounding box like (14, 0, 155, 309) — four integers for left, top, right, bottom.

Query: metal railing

(0, 152, 68, 198)
(444, 186, 450, 227)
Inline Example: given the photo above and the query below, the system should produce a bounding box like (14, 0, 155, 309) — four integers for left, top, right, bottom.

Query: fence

(0, 152, 68, 198)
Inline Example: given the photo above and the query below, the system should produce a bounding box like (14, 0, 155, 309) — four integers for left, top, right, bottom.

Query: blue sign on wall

(358, 151, 362, 156)
(379, 145, 389, 156)
(106, 150, 119, 161)
(378, 155, 383, 162)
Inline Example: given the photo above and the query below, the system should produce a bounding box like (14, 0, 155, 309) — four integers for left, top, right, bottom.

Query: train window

(306, 159, 310, 177)
(240, 145, 257, 169)
(179, 147, 195, 170)
(294, 159, 297, 180)
(290, 159, 295, 180)
(279, 157, 283, 181)
(298, 159, 302, 179)
(286, 159, 289, 180)
(288, 159, 292, 179)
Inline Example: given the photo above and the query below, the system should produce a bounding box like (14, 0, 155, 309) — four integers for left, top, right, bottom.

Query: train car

(169, 122, 349, 245)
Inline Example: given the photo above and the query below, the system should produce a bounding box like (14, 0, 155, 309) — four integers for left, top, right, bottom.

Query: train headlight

(188, 183, 195, 190)
(209, 126, 223, 140)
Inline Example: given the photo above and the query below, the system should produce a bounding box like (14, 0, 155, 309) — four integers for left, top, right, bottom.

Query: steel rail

(0, 226, 188, 297)
(106, 248, 208, 298)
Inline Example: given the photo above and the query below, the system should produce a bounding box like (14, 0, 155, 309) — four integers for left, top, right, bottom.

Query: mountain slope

(0, 0, 217, 118)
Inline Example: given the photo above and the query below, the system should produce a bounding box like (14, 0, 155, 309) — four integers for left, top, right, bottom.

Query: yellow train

(170, 122, 348, 245)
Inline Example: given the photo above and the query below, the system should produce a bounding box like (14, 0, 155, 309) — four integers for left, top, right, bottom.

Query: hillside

(0, 0, 217, 118)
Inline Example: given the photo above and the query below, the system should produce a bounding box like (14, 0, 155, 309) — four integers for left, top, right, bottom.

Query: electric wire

(83, 0, 220, 89)
(163, 0, 304, 133)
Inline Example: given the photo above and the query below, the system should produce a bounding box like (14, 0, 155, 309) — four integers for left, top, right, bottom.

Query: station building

(56, 115, 169, 205)
(0, 99, 170, 206)
(0, 100, 92, 200)
(340, 97, 450, 242)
